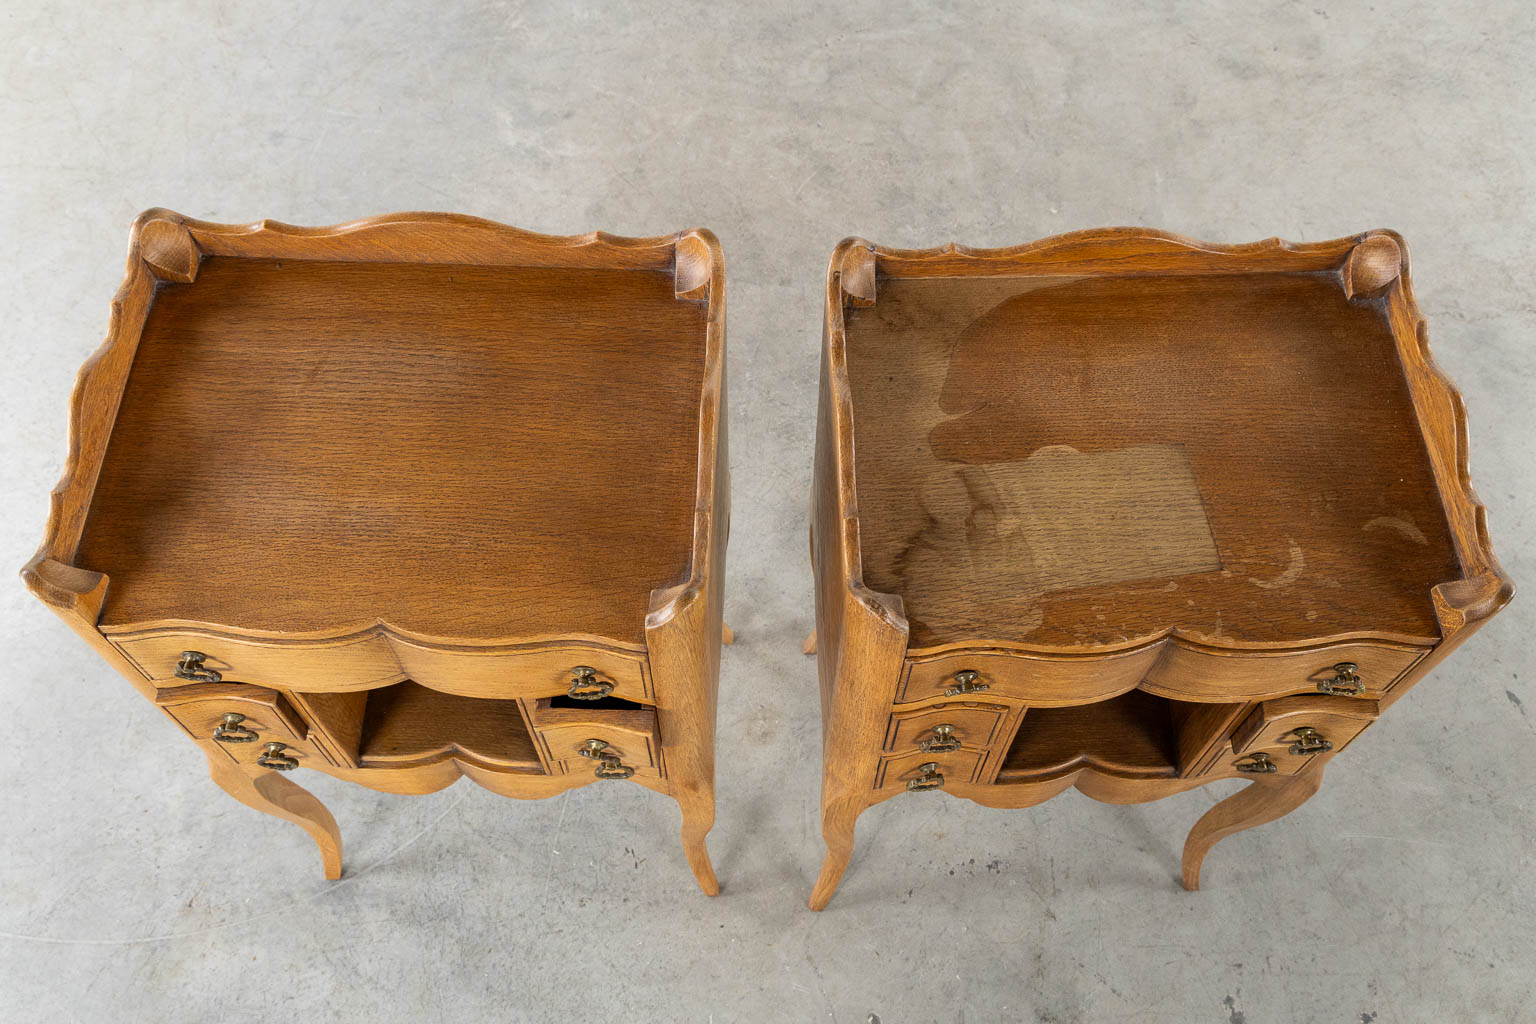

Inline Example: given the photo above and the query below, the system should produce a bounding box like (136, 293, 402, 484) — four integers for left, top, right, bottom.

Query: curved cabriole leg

(675, 787, 720, 896)
(1181, 766, 1324, 891)
(205, 751, 343, 880)
(809, 798, 863, 911)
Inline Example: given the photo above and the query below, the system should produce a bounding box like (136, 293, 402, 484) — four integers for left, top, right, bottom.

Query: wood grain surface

(844, 270, 1459, 649)
(75, 256, 705, 642)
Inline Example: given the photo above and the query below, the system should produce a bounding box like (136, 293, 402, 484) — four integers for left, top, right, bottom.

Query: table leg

(204, 750, 343, 880)
(1181, 764, 1325, 890)
(809, 795, 864, 910)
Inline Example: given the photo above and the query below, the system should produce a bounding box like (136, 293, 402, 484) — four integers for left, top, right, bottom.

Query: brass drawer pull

(1234, 752, 1278, 774)
(1317, 662, 1364, 697)
(175, 650, 222, 683)
(1286, 727, 1333, 755)
(944, 670, 989, 697)
(578, 738, 635, 780)
(919, 724, 962, 753)
(257, 742, 299, 771)
(907, 762, 945, 792)
(566, 666, 614, 700)
(211, 712, 258, 743)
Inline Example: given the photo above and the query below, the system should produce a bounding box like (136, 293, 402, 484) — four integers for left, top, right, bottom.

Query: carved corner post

(643, 228, 728, 896)
(808, 241, 910, 910)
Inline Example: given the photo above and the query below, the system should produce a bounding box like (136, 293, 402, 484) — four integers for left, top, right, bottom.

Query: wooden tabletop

(842, 269, 1461, 650)
(75, 255, 709, 643)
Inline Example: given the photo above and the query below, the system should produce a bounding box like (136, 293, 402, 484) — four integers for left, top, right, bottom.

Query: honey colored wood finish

(23, 210, 727, 894)
(809, 229, 1511, 909)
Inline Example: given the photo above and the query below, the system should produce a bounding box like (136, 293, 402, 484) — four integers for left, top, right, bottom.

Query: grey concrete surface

(2, 2, 1533, 1021)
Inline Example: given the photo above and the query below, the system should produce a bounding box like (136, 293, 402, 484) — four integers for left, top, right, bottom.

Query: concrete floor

(2, 2, 1533, 1021)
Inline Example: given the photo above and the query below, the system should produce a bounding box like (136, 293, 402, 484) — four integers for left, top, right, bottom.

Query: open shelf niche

(291, 682, 544, 772)
(995, 690, 1248, 782)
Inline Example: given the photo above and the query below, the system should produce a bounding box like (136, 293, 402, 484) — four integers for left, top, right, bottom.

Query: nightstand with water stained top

(807, 228, 1512, 909)
(23, 210, 729, 893)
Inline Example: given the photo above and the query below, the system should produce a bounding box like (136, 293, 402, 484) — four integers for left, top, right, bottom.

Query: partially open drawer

(528, 696, 661, 780)
(155, 682, 331, 770)
(1218, 694, 1380, 776)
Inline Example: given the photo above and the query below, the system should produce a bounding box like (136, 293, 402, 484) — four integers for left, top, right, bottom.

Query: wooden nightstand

(807, 229, 1511, 909)
(23, 210, 728, 894)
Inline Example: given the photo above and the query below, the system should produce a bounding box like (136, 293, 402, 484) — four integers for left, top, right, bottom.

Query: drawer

(390, 643, 648, 702)
(529, 696, 660, 777)
(898, 647, 1160, 705)
(1231, 695, 1379, 759)
(1210, 695, 1380, 777)
(109, 630, 649, 703)
(883, 701, 1009, 754)
(551, 756, 662, 780)
(155, 683, 330, 769)
(874, 748, 985, 792)
(1142, 642, 1424, 702)
(902, 639, 1425, 706)
(115, 632, 401, 691)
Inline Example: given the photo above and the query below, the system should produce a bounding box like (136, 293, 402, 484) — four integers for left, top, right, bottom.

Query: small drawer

(874, 748, 985, 792)
(900, 641, 1426, 706)
(528, 696, 660, 777)
(884, 701, 1009, 754)
(155, 683, 329, 769)
(1231, 695, 1380, 761)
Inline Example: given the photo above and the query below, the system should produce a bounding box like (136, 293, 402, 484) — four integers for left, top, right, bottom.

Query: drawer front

(529, 697, 660, 778)
(115, 632, 400, 691)
(874, 748, 985, 792)
(1211, 695, 1380, 777)
(1231, 695, 1380, 758)
(1142, 642, 1424, 702)
(110, 631, 648, 703)
(884, 701, 1009, 754)
(899, 648, 1159, 706)
(390, 643, 648, 702)
(536, 723, 659, 771)
(155, 683, 330, 769)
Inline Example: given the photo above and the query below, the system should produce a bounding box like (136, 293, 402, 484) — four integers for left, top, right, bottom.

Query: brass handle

(1234, 752, 1278, 774)
(257, 742, 299, 771)
(907, 762, 945, 791)
(1286, 727, 1333, 755)
(175, 650, 223, 683)
(578, 738, 635, 780)
(944, 670, 989, 697)
(566, 666, 614, 701)
(1317, 662, 1364, 697)
(919, 724, 962, 753)
(212, 712, 258, 743)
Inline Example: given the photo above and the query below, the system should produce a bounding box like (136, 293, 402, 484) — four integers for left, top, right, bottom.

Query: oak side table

(23, 210, 728, 894)
(807, 229, 1512, 909)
